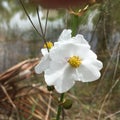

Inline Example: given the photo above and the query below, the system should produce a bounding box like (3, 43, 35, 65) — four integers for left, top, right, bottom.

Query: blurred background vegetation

(0, 0, 120, 120)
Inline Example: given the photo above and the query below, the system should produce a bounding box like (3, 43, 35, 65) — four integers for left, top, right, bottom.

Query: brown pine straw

(0, 58, 39, 82)
(0, 84, 20, 120)
(0, 58, 78, 119)
(0, 58, 54, 119)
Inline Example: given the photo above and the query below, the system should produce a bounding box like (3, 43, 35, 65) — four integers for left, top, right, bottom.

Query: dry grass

(0, 58, 56, 120)
(0, 58, 77, 120)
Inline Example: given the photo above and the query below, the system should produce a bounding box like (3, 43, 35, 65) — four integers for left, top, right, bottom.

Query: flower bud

(63, 99, 73, 109)
(47, 85, 54, 91)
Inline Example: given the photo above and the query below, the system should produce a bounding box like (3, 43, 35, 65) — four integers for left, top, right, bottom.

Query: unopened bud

(63, 99, 73, 109)
(47, 86, 54, 91)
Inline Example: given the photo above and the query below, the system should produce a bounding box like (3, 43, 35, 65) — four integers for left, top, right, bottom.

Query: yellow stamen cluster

(68, 56, 82, 68)
(44, 41, 53, 49)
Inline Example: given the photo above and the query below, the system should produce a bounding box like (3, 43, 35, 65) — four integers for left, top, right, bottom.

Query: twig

(19, 0, 50, 52)
(97, 78, 120, 120)
(36, 6, 44, 36)
(36, 6, 50, 52)
(0, 84, 20, 120)
(112, 44, 120, 81)
(19, 0, 43, 38)
(90, 14, 102, 43)
(104, 110, 120, 120)
(93, 43, 120, 99)
(45, 92, 52, 120)
(44, 9, 49, 37)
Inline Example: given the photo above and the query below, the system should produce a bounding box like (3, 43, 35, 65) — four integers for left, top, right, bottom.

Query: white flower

(35, 42, 52, 74)
(35, 29, 103, 93)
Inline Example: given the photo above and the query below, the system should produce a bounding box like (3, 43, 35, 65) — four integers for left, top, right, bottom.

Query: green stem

(56, 93, 65, 120)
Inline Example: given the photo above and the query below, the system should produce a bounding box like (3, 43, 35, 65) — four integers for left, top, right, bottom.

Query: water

(0, 10, 64, 73)
(0, 2, 120, 73)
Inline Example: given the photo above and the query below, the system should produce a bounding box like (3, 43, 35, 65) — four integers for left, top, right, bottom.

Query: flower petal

(77, 59, 103, 82)
(58, 29, 72, 41)
(41, 48, 48, 56)
(73, 34, 90, 47)
(45, 63, 77, 93)
(82, 50, 97, 60)
(50, 43, 94, 62)
(56, 31, 90, 48)
(35, 55, 50, 74)
(91, 59, 103, 70)
(44, 61, 66, 85)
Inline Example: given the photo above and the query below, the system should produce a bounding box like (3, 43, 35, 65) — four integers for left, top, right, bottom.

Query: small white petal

(50, 43, 91, 62)
(45, 63, 77, 93)
(82, 50, 97, 59)
(35, 55, 50, 74)
(77, 59, 102, 82)
(91, 60, 103, 70)
(73, 34, 90, 47)
(41, 48, 48, 56)
(58, 29, 72, 41)
(56, 33, 90, 48)
(44, 61, 66, 85)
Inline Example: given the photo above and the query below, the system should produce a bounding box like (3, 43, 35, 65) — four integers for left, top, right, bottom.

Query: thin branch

(19, 0, 42, 39)
(45, 92, 52, 120)
(93, 43, 120, 99)
(0, 84, 20, 120)
(97, 78, 120, 120)
(104, 110, 120, 120)
(36, 7, 49, 52)
(90, 14, 102, 43)
(112, 45, 120, 81)
(19, 0, 50, 52)
(36, 6, 44, 36)
(44, 9, 49, 37)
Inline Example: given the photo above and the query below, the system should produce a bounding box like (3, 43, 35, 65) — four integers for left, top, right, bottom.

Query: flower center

(44, 41, 53, 49)
(68, 56, 82, 68)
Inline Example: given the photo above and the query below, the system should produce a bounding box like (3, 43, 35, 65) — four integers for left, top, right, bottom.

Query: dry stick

(103, 44, 120, 105)
(19, 0, 43, 39)
(36, 6, 44, 36)
(97, 44, 120, 119)
(19, 0, 49, 47)
(36, 7, 50, 52)
(93, 43, 119, 101)
(44, 9, 50, 52)
(45, 92, 52, 120)
(104, 44, 120, 109)
(112, 44, 120, 81)
(89, 14, 102, 43)
(97, 78, 120, 120)
(104, 110, 120, 120)
(100, 44, 119, 80)
(0, 84, 20, 120)
(19, 0, 50, 52)
(44, 9, 49, 37)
